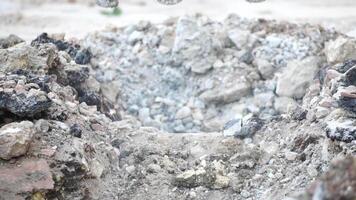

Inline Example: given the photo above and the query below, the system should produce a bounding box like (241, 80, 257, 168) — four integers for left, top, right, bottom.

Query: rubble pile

(84, 14, 339, 133)
(0, 14, 354, 200)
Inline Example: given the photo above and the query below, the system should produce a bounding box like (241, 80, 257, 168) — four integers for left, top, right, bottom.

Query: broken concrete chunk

(223, 115, 263, 138)
(174, 169, 205, 188)
(223, 119, 242, 137)
(325, 36, 356, 64)
(175, 106, 192, 119)
(254, 58, 275, 79)
(276, 57, 321, 99)
(0, 121, 34, 160)
(173, 166, 229, 189)
(200, 81, 251, 104)
(212, 174, 230, 189)
(228, 29, 251, 49)
(172, 16, 220, 74)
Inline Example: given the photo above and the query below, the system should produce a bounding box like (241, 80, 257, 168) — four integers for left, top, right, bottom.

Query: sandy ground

(1, 0, 356, 41)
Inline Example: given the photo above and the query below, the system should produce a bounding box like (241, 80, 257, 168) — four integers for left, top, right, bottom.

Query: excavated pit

(83, 14, 338, 134)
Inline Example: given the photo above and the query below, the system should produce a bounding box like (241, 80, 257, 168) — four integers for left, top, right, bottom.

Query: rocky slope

(0, 15, 355, 200)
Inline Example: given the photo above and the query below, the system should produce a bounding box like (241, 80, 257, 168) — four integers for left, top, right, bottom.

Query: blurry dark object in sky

(96, 0, 118, 7)
(157, 0, 183, 5)
(157, 0, 265, 5)
(246, 0, 266, 2)
(96, 0, 265, 7)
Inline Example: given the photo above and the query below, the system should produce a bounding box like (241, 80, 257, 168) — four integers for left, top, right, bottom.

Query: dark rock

(0, 34, 24, 49)
(31, 33, 70, 51)
(75, 49, 91, 65)
(339, 96, 356, 113)
(292, 134, 319, 152)
(31, 33, 91, 65)
(344, 66, 356, 86)
(290, 106, 308, 121)
(111, 138, 125, 148)
(66, 66, 90, 87)
(54, 141, 89, 195)
(0, 91, 52, 118)
(13, 69, 53, 92)
(96, 0, 119, 7)
(326, 121, 356, 143)
(78, 90, 101, 109)
(240, 50, 254, 65)
(0, 72, 54, 119)
(335, 59, 356, 73)
(100, 98, 122, 121)
(70, 124, 82, 138)
(223, 115, 263, 138)
(237, 116, 263, 139)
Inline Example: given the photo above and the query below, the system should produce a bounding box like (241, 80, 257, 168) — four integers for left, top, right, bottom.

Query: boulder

(172, 16, 220, 74)
(200, 81, 251, 104)
(0, 159, 54, 199)
(0, 121, 35, 160)
(0, 43, 57, 74)
(325, 36, 356, 64)
(276, 57, 321, 99)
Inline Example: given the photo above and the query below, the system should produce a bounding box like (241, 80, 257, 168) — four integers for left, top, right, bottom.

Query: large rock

(0, 121, 35, 160)
(0, 43, 57, 74)
(0, 79, 52, 117)
(325, 36, 356, 64)
(200, 81, 251, 104)
(254, 58, 275, 79)
(227, 29, 251, 50)
(173, 168, 209, 188)
(223, 115, 263, 138)
(172, 16, 220, 74)
(0, 159, 54, 199)
(173, 164, 230, 189)
(31, 33, 91, 65)
(276, 56, 321, 99)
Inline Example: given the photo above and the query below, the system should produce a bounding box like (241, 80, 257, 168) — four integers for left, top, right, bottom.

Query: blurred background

(1, 0, 356, 41)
